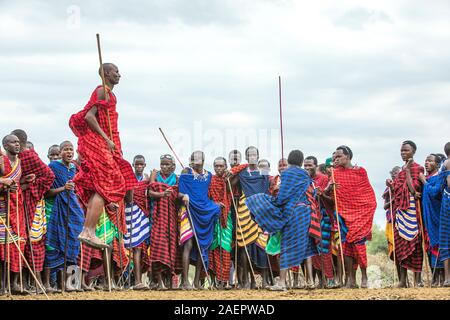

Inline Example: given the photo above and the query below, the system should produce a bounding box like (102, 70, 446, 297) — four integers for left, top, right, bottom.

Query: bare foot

(78, 232, 110, 249)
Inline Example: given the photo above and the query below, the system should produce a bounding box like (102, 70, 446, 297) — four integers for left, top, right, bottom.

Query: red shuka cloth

(69, 86, 137, 234)
(333, 166, 376, 244)
(148, 182, 179, 272)
(0, 156, 26, 273)
(19, 149, 55, 271)
(392, 162, 424, 272)
(208, 175, 231, 228)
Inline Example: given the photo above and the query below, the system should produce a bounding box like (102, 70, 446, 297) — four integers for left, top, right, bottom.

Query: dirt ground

(1, 287, 449, 300)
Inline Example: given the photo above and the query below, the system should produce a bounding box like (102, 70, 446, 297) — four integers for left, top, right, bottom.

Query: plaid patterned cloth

(209, 175, 231, 228)
(393, 162, 424, 211)
(208, 248, 231, 282)
(343, 241, 368, 268)
(312, 252, 334, 279)
(245, 166, 316, 269)
(0, 156, 26, 272)
(392, 164, 424, 272)
(332, 166, 376, 244)
(46, 161, 84, 270)
(440, 170, 450, 262)
(70, 86, 137, 234)
(422, 174, 442, 249)
(19, 149, 55, 272)
(148, 182, 179, 272)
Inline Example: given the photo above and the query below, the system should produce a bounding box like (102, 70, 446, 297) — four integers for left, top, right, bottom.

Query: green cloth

(45, 198, 55, 251)
(95, 211, 119, 245)
(210, 213, 233, 252)
(265, 232, 281, 255)
(325, 157, 333, 168)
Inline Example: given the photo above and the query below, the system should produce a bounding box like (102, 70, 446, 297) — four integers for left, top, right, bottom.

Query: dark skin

(178, 152, 207, 290)
(133, 158, 149, 181)
(444, 152, 450, 285)
(209, 159, 228, 289)
(43, 143, 77, 292)
(387, 143, 423, 288)
(332, 149, 368, 289)
(47, 146, 61, 162)
(147, 158, 176, 290)
(78, 63, 123, 247)
(232, 147, 268, 289)
(1, 135, 24, 293)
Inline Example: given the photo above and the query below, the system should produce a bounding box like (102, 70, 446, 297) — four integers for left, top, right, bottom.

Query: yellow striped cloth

(29, 199, 47, 243)
(236, 194, 263, 247)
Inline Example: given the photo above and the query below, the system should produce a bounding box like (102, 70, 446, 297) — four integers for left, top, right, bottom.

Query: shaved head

(98, 63, 117, 76)
(11, 129, 27, 148)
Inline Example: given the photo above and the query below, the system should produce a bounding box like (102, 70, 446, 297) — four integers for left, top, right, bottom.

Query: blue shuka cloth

(439, 168, 450, 262)
(245, 166, 316, 269)
(46, 160, 84, 270)
(178, 168, 220, 269)
(239, 168, 270, 268)
(422, 174, 444, 268)
(239, 169, 270, 197)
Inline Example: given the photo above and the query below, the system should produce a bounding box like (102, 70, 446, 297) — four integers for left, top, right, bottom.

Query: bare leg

(397, 266, 407, 288)
(101, 248, 113, 290)
(238, 248, 249, 288)
(181, 239, 193, 289)
(414, 271, 423, 287)
(304, 258, 314, 288)
(78, 193, 108, 248)
(193, 252, 204, 289)
(133, 248, 142, 285)
(361, 267, 368, 288)
(344, 256, 355, 288)
(444, 259, 450, 286)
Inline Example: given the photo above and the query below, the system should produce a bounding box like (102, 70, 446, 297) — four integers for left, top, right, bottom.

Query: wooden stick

(15, 191, 23, 292)
(278, 76, 284, 160)
(226, 179, 258, 288)
(185, 205, 213, 289)
(6, 191, 11, 295)
(388, 188, 398, 285)
(416, 199, 431, 287)
(330, 168, 347, 283)
(22, 199, 38, 294)
(63, 190, 71, 292)
(102, 211, 112, 292)
(314, 184, 326, 287)
(96, 33, 114, 152)
(234, 197, 238, 288)
(79, 243, 84, 290)
(0, 215, 49, 299)
(158, 128, 185, 169)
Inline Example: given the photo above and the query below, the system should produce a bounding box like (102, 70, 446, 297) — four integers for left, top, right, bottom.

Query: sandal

(78, 235, 111, 250)
(268, 284, 287, 291)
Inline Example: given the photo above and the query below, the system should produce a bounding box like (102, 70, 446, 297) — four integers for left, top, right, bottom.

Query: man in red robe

(304, 155, 335, 288)
(69, 63, 137, 249)
(11, 129, 55, 292)
(332, 145, 376, 288)
(0, 135, 27, 294)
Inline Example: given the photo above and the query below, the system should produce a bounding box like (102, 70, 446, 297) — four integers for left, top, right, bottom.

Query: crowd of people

(0, 63, 448, 296)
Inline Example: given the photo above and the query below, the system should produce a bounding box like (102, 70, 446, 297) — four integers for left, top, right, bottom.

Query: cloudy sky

(1, 0, 449, 226)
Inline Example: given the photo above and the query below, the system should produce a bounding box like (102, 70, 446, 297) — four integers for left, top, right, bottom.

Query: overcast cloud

(1, 0, 450, 226)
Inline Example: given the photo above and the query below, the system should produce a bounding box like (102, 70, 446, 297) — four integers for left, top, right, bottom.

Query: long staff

(330, 168, 346, 282)
(416, 199, 431, 287)
(15, 191, 23, 292)
(388, 188, 398, 285)
(62, 190, 71, 292)
(226, 179, 258, 288)
(22, 200, 38, 294)
(158, 128, 185, 168)
(0, 214, 49, 299)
